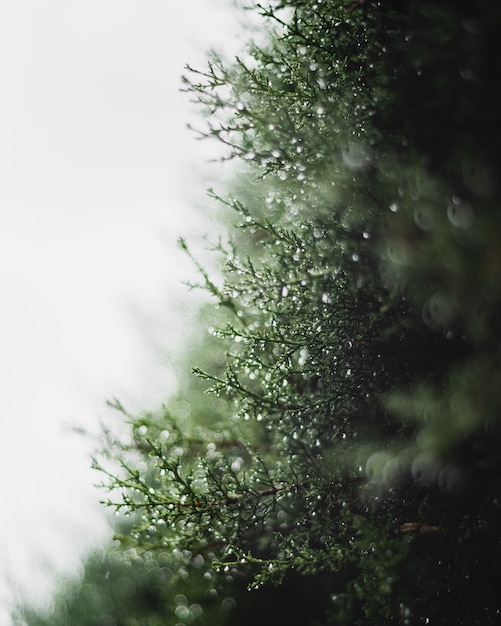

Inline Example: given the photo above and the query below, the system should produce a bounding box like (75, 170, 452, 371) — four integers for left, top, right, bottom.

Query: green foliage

(99, 1, 501, 623)
(14, 518, 240, 626)
(20, 1, 501, 625)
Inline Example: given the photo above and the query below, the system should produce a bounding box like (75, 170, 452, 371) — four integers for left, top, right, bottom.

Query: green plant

(48, 1, 501, 624)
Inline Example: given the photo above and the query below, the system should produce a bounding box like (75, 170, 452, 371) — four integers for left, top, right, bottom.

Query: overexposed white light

(0, 0, 249, 621)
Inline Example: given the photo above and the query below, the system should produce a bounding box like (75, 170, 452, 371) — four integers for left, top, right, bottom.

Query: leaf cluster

(29, 1, 501, 625)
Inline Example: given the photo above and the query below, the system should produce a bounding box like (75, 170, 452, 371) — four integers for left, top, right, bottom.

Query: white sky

(0, 1, 250, 621)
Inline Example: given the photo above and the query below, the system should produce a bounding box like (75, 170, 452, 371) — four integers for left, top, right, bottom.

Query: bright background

(0, 1, 247, 621)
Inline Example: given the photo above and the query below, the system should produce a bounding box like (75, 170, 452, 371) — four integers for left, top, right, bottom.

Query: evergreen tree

(19, 1, 501, 624)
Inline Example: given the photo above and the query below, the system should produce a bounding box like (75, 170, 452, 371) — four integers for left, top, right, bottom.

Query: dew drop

(414, 204, 435, 230)
(447, 196, 474, 229)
